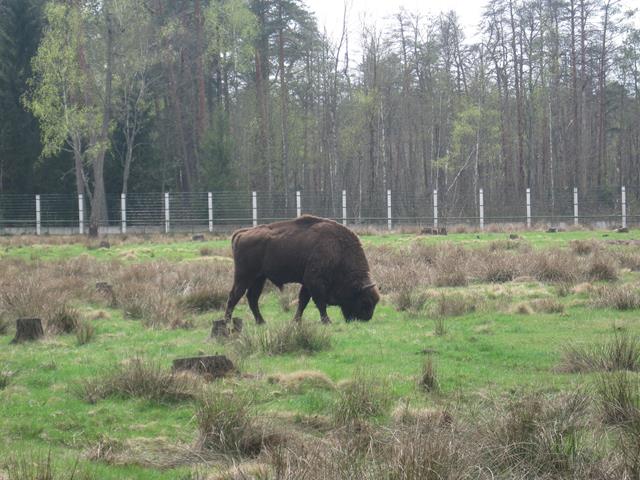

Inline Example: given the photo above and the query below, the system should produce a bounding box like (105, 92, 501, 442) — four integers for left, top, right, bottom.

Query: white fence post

(208, 192, 213, 232)
(479, 189, 484, 230)
(164, 192, 170, 233)
(387, 189, 392, 231)
(526, 188, 532, 228)
(121, 193, 127, 234)
(252, 191, 258, 227)
(342, 190, 347, 226)
(35, 195, 41, 236)
(622, 186, 627, 229)
(433, 190, 438, 228)
(573, 187, 579, 226)
(296, 191, 301, 218)
(78, 194, 84, 235)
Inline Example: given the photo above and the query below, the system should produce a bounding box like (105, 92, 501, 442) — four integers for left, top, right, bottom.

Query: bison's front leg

(293, 286, 311, 322)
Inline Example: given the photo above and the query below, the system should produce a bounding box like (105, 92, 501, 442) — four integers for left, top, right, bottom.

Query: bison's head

(340, 283, 380, 322)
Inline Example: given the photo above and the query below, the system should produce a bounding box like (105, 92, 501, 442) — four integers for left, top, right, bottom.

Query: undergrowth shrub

(80, 357, 198, 404)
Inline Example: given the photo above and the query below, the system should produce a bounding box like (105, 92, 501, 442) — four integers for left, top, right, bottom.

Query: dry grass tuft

(234, 322, 331, 357)
(587, 255, 619, 282)
(332, 371, 392, 426)
(0, 451, 92, 480)
(570, 239, 599, 256)
(480, 252, 520, 283)
(75, 320, 95, 346)
(513, 302, 534, 315)
(597, 372, 640, 426)
(46, 304, 81, 335)
(530, 250, 581, 283)
(432, 292, 477, 318)
(530, 297, 565, 314)
(557, 332, 640, 373)
(196, 389, 283, 456)
(179, 287, 227, 313)
(80, 357, 199, 404)
(592, 285, 640, 311)
(267, 371, 335, 393)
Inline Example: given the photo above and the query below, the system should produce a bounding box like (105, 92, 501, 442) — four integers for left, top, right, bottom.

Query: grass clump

(0, 370, 13, 390)
(391, 288, 429, 313)
(332, 371, 392, 425)
(47, 304, 81, 334)
(179, 287, 227, 313)
(530, 250, 580, 284)
(234, 321, 331, 356)
(558, 332, 640, 373)
(433, 293, 477, 318)
(587, 255, 618, 282)
(196, 389, 280, 456)
(1, 451, 92, 480)
(75, 320, 95, 346)
(484, 392, 590, 477)
(592, 285, 640, 311)
(80, 357, 198, 404)
(597, 372, 640, 426)
(570, 239, 598, 256)
(531, 297, 565, 314)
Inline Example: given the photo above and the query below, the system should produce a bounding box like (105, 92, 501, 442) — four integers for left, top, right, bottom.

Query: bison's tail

(231, 227, 251, 253)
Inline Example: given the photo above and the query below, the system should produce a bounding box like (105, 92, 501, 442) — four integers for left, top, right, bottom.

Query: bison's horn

(360, 283, 376, 292)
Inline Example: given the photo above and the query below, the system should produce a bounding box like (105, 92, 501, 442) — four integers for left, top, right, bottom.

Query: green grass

(1, 229, 639, 478)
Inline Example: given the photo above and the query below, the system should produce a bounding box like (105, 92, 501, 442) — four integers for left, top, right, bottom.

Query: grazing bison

(216, 215, 379, 332)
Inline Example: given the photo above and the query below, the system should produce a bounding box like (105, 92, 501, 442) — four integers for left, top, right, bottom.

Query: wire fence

(0, 186, 637, 235)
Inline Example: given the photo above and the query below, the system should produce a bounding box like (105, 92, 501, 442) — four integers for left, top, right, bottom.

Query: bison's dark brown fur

(216, 215, 379, 332)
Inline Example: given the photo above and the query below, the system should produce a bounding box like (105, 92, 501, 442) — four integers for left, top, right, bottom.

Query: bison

(215, 215, 379, 332)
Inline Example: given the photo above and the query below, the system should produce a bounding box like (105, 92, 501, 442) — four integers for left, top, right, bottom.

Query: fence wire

(0, 186, 637, 234)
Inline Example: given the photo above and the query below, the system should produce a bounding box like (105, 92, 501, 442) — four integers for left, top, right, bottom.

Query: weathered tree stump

(509, 234, 520, 240)
(172, 355, 235, 380)
(11, 318, 44, 344)
(547, 227, 558, 233)
(211, 320, 229, 338)
(211, 318, 243, 338)
(616, 227, 629, 233)
(95, 282, 116, 307)
(99, 240, 111, 249)
(192, 234, 205, 242)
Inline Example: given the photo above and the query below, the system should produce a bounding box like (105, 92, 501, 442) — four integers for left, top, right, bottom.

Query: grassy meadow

(1, 227, 640, 478)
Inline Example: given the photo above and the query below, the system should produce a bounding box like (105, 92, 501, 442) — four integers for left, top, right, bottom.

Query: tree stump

(172, 355, 235, 380)
(211, 320, 229, 338)
(96, 282, 116, 307)
(211, 318, 243, 338)
(192, 234, 205, 242)
(99, 240, 111, 249)
(11, 318, 44, 344)
(616, 227, 629, 233)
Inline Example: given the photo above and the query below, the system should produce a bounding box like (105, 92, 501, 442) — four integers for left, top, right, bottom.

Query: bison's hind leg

(223, 280, 250, 324)
(293, 286, 311, 322)
(247, 276, 267, 325)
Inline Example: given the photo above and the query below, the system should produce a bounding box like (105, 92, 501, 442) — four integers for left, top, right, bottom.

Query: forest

(0, 0, 639, 227)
